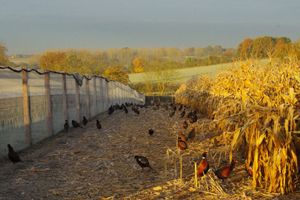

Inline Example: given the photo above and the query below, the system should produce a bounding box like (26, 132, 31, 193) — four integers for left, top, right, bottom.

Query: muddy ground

(0, 106, 300, 200)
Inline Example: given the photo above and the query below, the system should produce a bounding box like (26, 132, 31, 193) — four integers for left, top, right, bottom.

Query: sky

(0, 0, 300, 54)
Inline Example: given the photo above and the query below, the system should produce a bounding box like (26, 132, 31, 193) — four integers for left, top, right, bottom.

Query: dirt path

(0, 107, 180, 200)
(1, 106, 300, 200)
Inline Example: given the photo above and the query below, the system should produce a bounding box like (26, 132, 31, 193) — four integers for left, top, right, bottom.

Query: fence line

(0, 66, 145, 158)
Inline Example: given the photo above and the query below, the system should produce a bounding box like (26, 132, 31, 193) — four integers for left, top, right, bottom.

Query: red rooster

(197, 152, 209, 177)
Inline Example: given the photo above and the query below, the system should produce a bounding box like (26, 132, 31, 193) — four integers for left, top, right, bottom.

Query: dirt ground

(1, 106, 300, 200)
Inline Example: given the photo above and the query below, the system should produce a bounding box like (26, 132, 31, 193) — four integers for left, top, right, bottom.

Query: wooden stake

(44, 72, 53, 136)
(62, 74, 68, 121)
(75, 79, 81, 122)
(86, 79, 91, 119)
(22, 68, 32, 145)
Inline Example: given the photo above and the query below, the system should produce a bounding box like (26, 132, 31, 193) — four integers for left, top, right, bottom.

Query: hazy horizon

(1, 0, 300, 54)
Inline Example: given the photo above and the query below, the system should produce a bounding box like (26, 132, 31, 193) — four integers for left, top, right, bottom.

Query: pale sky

(0, 0, 300, 54)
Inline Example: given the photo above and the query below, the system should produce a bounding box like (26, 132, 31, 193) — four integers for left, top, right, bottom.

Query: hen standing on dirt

(72, 120, 82, 128)
(187, 127, 196, 141)
(82, 116, 88, 126)
(7, 144, 22, 163)
(96, 120, 102, 129)
(148, 129, 154, 136)
(132, 106, 140, 115)
(108, 106, 114, 115)
(182, 121, 188, 129)
(215, 159, 237, 179)
(64, 120, 69, 132)
(135, 156, 153, 170)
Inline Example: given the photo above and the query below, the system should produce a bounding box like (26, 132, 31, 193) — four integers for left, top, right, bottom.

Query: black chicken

(180, 110, 186, 118)
(178, 104, 183, 111)
(72, 120, 82, 128)
(122, 105, 128, 114)
(64, 120, 69, 132)
(82, 116, 88, 126)
(169, 110, 175, 117)
(108, 106, 114, 115)
(187, 127, 196, 140)
(135, 156, 153, 170)
(182, 121, 188, 129)
(148, 129, 154, 136)
(132, 106, 140, 115)
(7, 144, 22, 163)
(96, 120, 102, 129)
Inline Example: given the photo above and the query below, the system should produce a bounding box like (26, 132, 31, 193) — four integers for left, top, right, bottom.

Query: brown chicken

(197, 152, 209, 177)
(215, 159, 237, 179)
(178, 139, 188, 150)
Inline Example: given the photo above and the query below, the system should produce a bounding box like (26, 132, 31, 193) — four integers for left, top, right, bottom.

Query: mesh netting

(0, 67, 144, 158)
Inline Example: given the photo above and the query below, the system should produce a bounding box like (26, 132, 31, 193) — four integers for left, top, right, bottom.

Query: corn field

(175, 58, 300, 194)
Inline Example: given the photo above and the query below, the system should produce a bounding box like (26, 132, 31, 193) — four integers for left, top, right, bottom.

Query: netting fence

(0, 66, 145, 158)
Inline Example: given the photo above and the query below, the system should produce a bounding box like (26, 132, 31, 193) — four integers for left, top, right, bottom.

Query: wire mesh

(0, 66, 145, 158)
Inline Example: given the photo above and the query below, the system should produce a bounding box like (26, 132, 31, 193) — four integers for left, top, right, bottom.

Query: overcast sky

(0, 0, 300, 54)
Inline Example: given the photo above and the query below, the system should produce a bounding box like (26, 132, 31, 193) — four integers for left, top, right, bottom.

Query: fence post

(75, 80, 81, 122)
(44, 72, 53, 136)
(86, 79, 91, 119)
(62, 74, 69, 122)
(93, 78, 97, 116)
(22, 69, 32, 146)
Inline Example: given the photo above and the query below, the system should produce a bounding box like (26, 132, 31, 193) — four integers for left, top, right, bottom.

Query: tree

(0, 43, 8, 65)
(132, 57, 145, 73)
(103, 66, 130, 84)
(39, 51, 67, 71)
(237, 38, 253, 59)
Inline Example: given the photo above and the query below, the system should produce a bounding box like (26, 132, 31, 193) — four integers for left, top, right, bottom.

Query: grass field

(129, 59, 268, 84)
(129, 62, 239, 84)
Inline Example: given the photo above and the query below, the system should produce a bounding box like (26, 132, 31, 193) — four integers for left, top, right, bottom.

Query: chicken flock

(6, 100, 253, 190)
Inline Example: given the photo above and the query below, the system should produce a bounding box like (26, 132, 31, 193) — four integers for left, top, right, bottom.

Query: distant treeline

(237, 36, 300, 59)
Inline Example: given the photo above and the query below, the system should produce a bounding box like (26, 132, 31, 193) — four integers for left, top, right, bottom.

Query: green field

(129, 62, 235, 84)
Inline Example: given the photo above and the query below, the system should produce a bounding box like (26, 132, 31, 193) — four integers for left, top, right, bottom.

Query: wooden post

(62, 74, 68, 121)
(93, 78, 97, 115)
(75, 79, 81, 122)
(22, 69, 32, 146)
(86, 79, 91, 119)
(44, 72, 53, 136)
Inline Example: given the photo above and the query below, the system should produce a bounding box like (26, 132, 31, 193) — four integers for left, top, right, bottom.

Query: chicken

(189, 114, 198, 123)
(215, 159, 237, 179)
(82, 116, 88, 126)
(64, 120, 69, 132)
(122, 104, 128, 114)
(96, 120, 102, 129)
(108, 106, 114, 115)
(182, 121, 188, 129)
(148, 129, 154, 136)
(178, 139, 188, 150)
(169, 110, 175, 117)
(178, 132, 187, 142)
(180, 110, 186, 118)
(197, 152, 209, 177)
(178, 104, 183, 111)
(7, 144, 22, 163)
(187, 127, 196, 141)
(72, 120, 82, 128)
(135, 156, 153, 170)
(132, 106, 140, 115)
